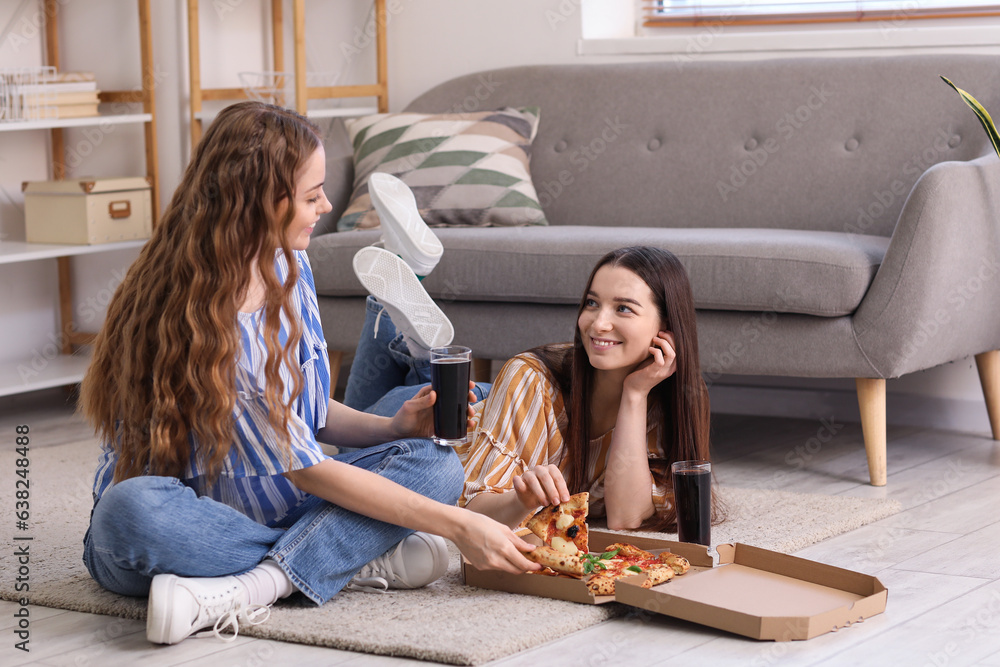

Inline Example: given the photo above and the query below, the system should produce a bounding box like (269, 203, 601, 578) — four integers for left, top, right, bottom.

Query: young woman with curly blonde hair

(80, 101, 537, 646)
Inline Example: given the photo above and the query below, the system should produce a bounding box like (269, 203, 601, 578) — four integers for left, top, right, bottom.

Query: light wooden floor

(3, 389, 1000, 666)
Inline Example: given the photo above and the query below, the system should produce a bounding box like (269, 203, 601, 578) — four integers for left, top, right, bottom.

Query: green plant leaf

(627, 565, 643, 573)
(942, 76, 1000, 161)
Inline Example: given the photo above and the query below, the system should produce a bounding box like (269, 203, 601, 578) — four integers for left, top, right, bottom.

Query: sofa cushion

(336, 107, 548, 231)
(307, 227, 889, 318)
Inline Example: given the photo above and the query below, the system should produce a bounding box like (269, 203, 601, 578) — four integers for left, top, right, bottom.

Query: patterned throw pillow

(336, 107, 548, 231)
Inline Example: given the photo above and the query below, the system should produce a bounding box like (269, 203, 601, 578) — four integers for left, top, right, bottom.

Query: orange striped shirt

(455, 348, 671, 519)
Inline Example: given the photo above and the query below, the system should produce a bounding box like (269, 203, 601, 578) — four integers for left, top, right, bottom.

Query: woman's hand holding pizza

(513, 464, 570, 512)
(623, 330, 677, 398)
(452, 511, 541, 574)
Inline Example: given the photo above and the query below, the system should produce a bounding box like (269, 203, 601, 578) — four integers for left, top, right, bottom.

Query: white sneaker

(146, 573, 271, 644)
(368, 172, 443, 277)
(353, 246, 453, 352)
(346, 532, 449, 593)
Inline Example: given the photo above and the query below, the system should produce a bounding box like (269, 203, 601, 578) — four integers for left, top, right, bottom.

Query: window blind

(643, 0, 1000, 27)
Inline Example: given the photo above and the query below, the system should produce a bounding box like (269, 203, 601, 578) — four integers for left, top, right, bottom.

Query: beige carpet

(0, 440, 901, 665)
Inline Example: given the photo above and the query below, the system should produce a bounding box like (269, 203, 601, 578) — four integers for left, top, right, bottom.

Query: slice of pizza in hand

(524, 545, 587, 577)
(525, 492, 589, 555)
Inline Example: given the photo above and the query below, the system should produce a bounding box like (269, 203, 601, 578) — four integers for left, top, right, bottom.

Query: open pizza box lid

(461, 531, 887, 640)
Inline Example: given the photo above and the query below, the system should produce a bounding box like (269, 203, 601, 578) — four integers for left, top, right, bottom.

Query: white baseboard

(708, 383, 993, 437)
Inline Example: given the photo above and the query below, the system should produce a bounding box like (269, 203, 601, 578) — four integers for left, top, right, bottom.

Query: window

(643, 0, 1000, 27)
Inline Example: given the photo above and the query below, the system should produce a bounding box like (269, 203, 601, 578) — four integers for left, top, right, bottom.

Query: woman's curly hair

(80, 101, 322, 484)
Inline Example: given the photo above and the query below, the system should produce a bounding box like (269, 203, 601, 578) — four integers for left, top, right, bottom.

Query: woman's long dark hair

(529, 246, 716, 531)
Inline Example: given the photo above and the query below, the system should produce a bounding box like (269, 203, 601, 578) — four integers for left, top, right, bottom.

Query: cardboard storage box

(23, 177, 152, 245)
(462, 530, 887, 641)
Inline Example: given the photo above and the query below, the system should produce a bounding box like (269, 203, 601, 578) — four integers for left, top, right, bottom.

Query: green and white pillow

(337, 107, 548, 231)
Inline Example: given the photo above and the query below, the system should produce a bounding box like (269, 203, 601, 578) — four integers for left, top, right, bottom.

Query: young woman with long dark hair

(347, 240, 720, 534)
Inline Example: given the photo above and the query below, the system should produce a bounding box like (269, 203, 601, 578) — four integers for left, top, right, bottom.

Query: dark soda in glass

(671, 461, 711, 546)
(430, 346, 471, 446)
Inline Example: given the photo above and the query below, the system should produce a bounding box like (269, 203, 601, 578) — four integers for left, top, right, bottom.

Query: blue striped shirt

(92, 250, 332, 527)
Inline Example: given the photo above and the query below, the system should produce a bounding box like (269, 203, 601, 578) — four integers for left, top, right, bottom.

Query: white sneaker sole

(353, 247, 453, 350)
(368, 172, 443, 276)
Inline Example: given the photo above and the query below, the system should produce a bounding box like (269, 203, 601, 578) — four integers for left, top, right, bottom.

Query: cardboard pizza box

(461, 530, 887, 639)
(461, 530, 712, 605)
(616, 542, 887, 641)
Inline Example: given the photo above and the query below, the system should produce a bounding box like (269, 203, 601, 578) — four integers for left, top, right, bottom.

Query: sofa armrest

(853, 153, 1000, 377)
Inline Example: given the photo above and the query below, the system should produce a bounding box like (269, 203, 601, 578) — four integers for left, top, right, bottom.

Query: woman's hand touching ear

(623, 330, 677, 397)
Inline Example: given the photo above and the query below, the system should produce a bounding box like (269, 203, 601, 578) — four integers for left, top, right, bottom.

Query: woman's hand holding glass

(389, 381, 479, 440)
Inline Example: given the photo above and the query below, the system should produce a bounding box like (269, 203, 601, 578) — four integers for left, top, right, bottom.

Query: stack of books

(9, 71, 100, 120)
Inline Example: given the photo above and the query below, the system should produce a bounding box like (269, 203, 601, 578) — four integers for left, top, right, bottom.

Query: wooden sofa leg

(856, 378, 887, 487)
(975, 350, 1000, 440)
(329, 350, 344, 397)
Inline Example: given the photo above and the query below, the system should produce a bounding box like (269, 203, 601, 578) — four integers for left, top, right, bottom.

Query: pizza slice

(585, 574, 616, 596)
(524, 545, 587, 577)
(658, 552, 691, 575)
(639, 564, 676, 588)
(524, 492, 589, 555)
(604, 542, 655, 561)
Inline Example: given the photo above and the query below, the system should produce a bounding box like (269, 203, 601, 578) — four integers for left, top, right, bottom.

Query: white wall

(0, 0, 996, 432)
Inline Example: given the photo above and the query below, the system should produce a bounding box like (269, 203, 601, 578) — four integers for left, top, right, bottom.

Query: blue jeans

(83, 439, 464, 605)
(344, 296, 490, 415)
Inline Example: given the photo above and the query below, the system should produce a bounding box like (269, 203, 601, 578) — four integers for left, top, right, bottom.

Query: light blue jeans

(343, 296, 490, 414)
(83, 440, 463, 605)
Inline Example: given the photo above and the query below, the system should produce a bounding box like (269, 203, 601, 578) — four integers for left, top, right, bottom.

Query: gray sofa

(306, 54, 1000, 486)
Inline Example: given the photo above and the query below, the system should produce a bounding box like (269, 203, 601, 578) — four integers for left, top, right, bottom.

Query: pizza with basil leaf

(523, 494, 690, 595)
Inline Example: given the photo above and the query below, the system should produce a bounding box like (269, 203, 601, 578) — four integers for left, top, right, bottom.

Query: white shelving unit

(0, 239, 144, 397)
(0, 354, 92, 398)
(0, 113, 152, 133)
(0, 0, 158, 398)
(0, 239, 145, 265)
(193, 106, 378, 123)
